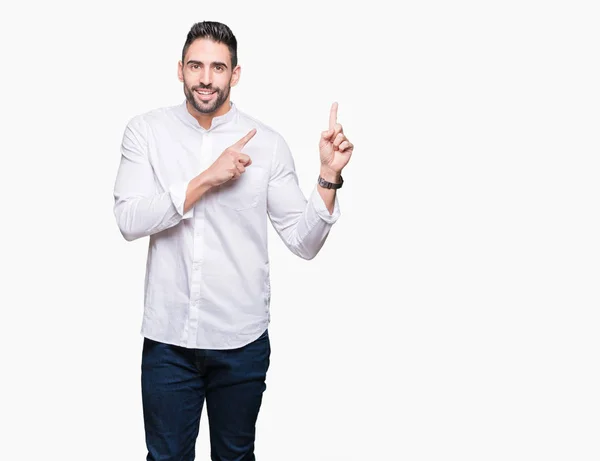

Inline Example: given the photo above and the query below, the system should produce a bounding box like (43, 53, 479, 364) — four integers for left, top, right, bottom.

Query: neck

(186, 99, 232, 130)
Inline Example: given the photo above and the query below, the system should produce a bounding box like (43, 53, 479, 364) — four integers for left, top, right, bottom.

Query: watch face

(318, 177, 332, 188)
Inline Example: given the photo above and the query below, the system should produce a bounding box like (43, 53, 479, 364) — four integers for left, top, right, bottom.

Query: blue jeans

(141, 329, 271, 461)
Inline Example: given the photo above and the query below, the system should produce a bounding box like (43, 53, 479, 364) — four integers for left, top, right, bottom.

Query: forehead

(184, 38, 231, 65)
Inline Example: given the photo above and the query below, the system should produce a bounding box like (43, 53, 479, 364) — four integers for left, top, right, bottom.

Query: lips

(195, 89, 216, 101)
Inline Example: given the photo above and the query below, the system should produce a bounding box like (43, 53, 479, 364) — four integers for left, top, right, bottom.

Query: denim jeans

(141, 329, 271, 461)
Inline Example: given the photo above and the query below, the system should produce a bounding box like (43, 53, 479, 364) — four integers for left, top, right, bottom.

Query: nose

(200, 68, 212, 86)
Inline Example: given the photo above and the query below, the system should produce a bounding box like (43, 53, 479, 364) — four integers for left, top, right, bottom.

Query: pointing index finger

(233, 128, 257, 149)
(329, 102, 338, 131)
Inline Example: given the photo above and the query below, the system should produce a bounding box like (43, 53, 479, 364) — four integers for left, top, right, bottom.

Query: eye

(215, 65, 224, 72)
(191, 64, 200, 70)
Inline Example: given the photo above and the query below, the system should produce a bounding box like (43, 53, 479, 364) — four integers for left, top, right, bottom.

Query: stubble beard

(184, 78, 231, 115)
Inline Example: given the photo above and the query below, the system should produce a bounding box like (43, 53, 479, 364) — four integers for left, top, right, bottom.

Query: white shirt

(113, 101, 341, 349)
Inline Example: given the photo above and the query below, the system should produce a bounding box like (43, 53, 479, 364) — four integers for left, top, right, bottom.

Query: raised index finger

(232, 128, 257, 149)
(329, 102, 338, 131)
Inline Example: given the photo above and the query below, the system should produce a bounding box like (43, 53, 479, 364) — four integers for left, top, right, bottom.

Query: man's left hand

(319, 102, 353, 179)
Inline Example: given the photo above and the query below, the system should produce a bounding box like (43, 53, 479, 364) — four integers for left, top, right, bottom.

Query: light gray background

(1, 0, 599, 459)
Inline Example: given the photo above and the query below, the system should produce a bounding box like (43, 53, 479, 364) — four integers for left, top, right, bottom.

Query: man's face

(178, 38, 240, 115)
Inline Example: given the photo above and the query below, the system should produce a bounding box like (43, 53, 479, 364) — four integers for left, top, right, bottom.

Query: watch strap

(318, 175, 343, 189)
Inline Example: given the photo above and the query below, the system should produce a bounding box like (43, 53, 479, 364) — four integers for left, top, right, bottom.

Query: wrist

(319, 166, 341, 184)
(196, 169, 217, 190)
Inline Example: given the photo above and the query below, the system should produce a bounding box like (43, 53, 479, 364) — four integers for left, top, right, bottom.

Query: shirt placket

(185, 130, 212, 348)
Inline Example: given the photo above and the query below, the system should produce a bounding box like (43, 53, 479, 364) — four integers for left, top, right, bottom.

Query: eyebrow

(186, 60, 228, 69)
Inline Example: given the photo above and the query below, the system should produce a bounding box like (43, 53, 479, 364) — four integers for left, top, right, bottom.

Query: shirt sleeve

(113, 116, 194, 242)
(267, 133, 341, 259)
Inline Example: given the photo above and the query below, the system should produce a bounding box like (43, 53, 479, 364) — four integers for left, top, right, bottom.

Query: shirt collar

(176, 99, 238, 131)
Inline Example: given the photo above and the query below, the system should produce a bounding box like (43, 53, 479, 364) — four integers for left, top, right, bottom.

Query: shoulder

(235, 107, 286, 144)
(125, 104, 180, 133)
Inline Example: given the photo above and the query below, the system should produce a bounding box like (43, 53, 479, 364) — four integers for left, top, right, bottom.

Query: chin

(191, 99, 217, 114)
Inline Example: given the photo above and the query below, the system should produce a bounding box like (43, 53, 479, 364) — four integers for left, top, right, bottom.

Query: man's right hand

(205, 128, 257, 187)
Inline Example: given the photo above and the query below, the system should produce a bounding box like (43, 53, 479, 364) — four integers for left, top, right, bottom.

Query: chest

(144, 122, 273, 207)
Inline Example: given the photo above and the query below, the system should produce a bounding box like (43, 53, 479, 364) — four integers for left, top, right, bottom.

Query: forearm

(317, 166, 341, 215)
(270, 184, 340, 260)
(277, 211, 335, 259)
(114, 195, 183, 241)
(115, 171, 213, 241)
(183, 170, 215, 214)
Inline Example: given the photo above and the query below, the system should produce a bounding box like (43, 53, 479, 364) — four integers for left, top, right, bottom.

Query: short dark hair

(181, 21, 238, 68)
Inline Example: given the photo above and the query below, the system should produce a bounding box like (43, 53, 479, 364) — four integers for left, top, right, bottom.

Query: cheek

(216, 73, 234, 88)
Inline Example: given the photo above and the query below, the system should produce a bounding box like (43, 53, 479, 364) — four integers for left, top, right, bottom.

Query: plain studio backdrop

(1, 0, 599, 460)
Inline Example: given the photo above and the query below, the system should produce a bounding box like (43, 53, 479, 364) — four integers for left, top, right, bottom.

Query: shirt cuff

(309, 184, 341, 224)
(168, 181, 194, 219)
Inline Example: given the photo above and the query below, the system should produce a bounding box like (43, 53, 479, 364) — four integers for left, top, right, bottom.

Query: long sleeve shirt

(113, 100, 341, 349)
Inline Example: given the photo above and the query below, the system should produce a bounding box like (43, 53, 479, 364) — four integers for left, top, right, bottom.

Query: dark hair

(181, 21, 238, 68)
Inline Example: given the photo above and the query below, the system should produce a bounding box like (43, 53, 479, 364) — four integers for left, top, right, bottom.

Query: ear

(230, 65, 241, 88)
(177, 60, 184, 82)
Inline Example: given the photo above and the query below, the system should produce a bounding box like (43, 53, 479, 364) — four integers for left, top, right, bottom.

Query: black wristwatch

(318, 175, 344, 189)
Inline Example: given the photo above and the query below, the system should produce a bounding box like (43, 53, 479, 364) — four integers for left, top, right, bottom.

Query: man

(113, 21, 353, 461)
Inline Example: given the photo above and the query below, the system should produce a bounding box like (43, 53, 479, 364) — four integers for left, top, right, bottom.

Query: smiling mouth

(195, 89, 216, 101)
